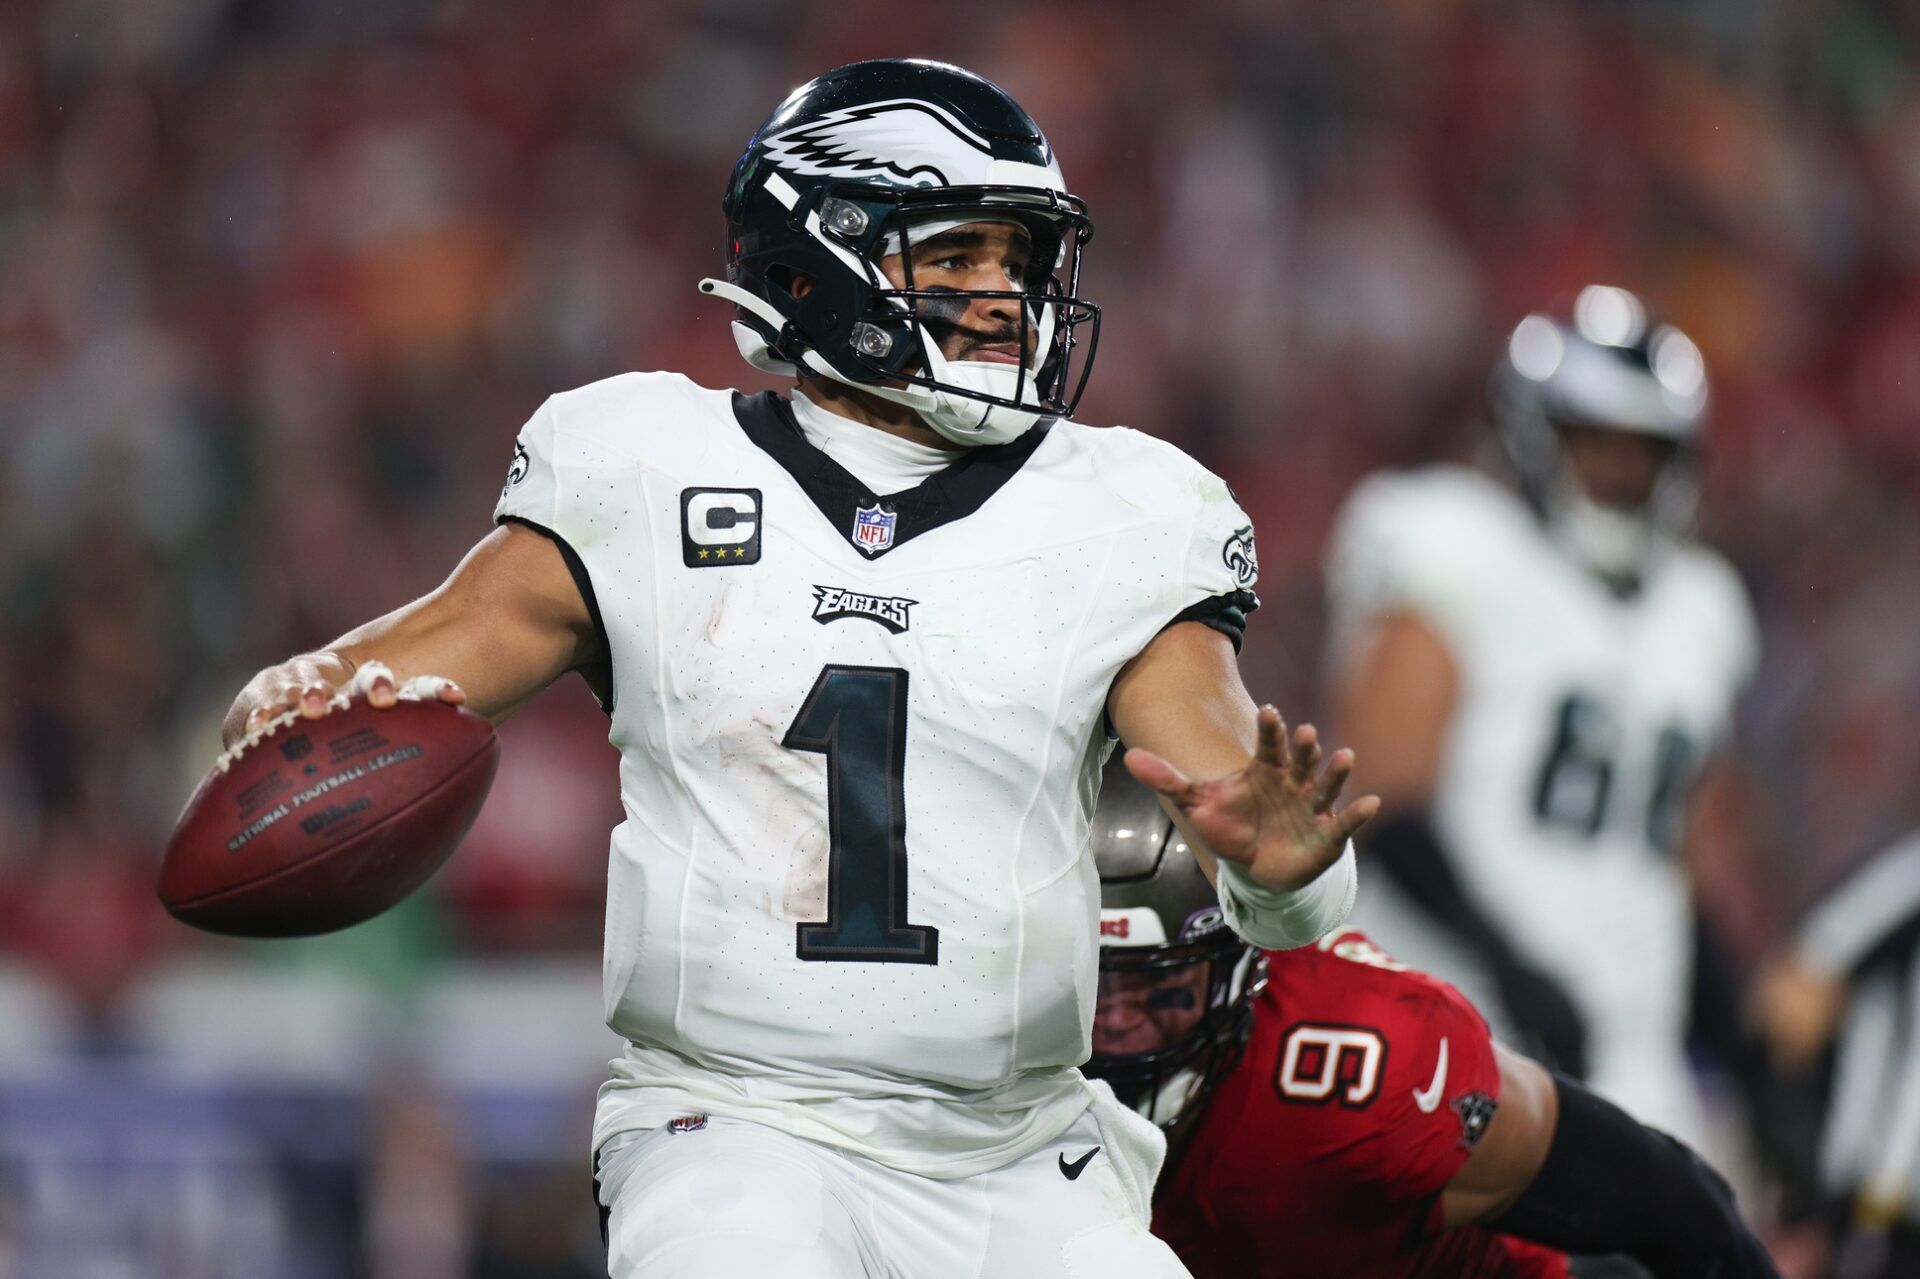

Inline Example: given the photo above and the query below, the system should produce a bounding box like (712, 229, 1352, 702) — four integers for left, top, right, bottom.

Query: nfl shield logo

(851, 503, 896, 553)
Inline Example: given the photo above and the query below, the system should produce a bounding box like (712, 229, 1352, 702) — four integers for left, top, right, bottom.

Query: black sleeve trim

(499, 515, 614, 715)
(1162, 588, 1260, 652)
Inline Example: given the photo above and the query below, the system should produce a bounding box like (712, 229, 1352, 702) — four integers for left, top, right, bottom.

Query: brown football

(159, 696, 500, 937)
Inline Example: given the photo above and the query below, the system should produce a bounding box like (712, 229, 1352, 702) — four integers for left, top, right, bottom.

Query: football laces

(214, 694, 350, 775)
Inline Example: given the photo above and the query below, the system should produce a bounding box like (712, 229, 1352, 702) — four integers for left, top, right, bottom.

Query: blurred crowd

(5, 0, 1920, 1272)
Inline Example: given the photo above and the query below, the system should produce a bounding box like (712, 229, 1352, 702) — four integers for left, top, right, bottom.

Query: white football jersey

(1325, 465, 1757, 1139)
(494, 372, 1257, 1178)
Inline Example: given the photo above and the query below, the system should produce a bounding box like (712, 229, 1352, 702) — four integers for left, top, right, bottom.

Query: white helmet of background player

(1493, 285, 1709, 583)
(1084, 755, 1263, 1130)
(702, 59, 1100, 447)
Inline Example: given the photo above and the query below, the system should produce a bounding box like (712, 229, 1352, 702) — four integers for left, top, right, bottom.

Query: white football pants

(594, 1106, 1191, 1279)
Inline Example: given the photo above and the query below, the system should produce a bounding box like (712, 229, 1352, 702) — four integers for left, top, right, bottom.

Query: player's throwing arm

(220, 521, 602, 747)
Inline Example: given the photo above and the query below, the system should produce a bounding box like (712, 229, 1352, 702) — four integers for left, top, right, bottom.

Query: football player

(1085, 762, 1781, 1278)
(218, 60, 1375, 1278)
(1324, 287, 1758, 1143)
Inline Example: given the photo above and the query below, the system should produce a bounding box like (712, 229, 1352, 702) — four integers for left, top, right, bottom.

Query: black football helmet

(1084, 754, 1262, 1131)
(700, 59, 1099, 446)
(1493, 285, 1710, 584)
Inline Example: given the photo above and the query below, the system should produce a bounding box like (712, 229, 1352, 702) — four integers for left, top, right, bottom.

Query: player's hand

(1750, 951, 1848, 1074)
(224, 655, 465, 748)
(1124, 706, 1379, 894)
(1494, 961, 1588, 1079)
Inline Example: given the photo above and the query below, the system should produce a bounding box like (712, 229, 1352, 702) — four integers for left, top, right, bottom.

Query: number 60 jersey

(1326, 465, 1757, 1142)
(494, 372, 1258, 1179)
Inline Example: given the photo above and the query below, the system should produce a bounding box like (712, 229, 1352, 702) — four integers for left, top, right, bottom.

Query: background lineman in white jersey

(217, 59, 1375, 1279)
(1325, 286, 1759, 1148)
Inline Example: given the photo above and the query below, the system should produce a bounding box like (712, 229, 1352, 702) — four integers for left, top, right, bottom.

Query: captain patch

(682, 488, 763, 567)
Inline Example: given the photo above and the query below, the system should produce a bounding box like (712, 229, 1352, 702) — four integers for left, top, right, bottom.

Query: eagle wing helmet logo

(761, 98, 1006, 188)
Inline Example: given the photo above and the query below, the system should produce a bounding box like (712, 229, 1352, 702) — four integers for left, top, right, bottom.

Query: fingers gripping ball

(344, 659, 462, 707)
(159, 692, 498, 937)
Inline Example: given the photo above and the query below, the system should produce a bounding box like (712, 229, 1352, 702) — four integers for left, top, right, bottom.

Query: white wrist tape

(345, 660, 457, 703)
(1216, 842, 1359, 950)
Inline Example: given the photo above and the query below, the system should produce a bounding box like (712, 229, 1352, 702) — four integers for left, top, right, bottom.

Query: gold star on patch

(697, 549, 710, 559)
(733, 547, 747, 558)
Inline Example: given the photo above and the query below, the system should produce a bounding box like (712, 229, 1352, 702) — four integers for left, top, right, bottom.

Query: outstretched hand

(1125, 706, 1379, 894)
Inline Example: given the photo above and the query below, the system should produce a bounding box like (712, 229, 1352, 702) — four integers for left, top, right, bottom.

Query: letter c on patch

(687, 491, 758, 545)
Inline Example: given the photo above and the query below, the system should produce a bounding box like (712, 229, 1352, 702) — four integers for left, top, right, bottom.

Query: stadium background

(4, 0, 1919, 1274)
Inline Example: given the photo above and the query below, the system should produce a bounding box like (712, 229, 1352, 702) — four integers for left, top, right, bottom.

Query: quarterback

(1085, 762, 1780, 1278)
(1325, 287, 1758, 1143)
(219, 60, 1372, 1277)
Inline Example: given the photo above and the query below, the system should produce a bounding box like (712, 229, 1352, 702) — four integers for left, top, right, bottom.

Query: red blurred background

(5, 0, 1919, 1274)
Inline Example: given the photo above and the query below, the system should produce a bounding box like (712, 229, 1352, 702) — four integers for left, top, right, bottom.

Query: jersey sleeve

(1322, 468, 1498, 664)
(494, 395, 565, 531)
(1364, 971, 1504, 1201)
(491, 392, 608, 618)
(489, 390, 621, 709)
(1270, 932, 1506, 1203)
(492, 371, 688, 552)
(1170, 469, 1260, 651)
(1327, 473, 1438, 640)
(1699, 550, 1762, 694)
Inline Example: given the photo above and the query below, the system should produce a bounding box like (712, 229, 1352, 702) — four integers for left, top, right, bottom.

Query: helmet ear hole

(767, 266, 810, 300)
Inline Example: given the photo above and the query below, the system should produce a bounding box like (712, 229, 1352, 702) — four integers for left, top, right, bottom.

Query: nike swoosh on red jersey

(1412, 1036, 1450, 1113)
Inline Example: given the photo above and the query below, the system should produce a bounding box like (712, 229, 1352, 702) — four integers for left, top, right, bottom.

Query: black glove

(1494, 961, 1589, 1079)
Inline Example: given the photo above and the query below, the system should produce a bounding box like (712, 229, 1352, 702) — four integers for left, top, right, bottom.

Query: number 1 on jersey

(784, 666, 939, 964)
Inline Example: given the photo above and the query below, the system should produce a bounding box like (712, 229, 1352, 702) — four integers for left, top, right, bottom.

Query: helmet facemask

(1538, 426, 1697, 584)
(710, 177, 1099, 447)
(1089, 934, 1263, 1132)
(847, 188, 1098, 444)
